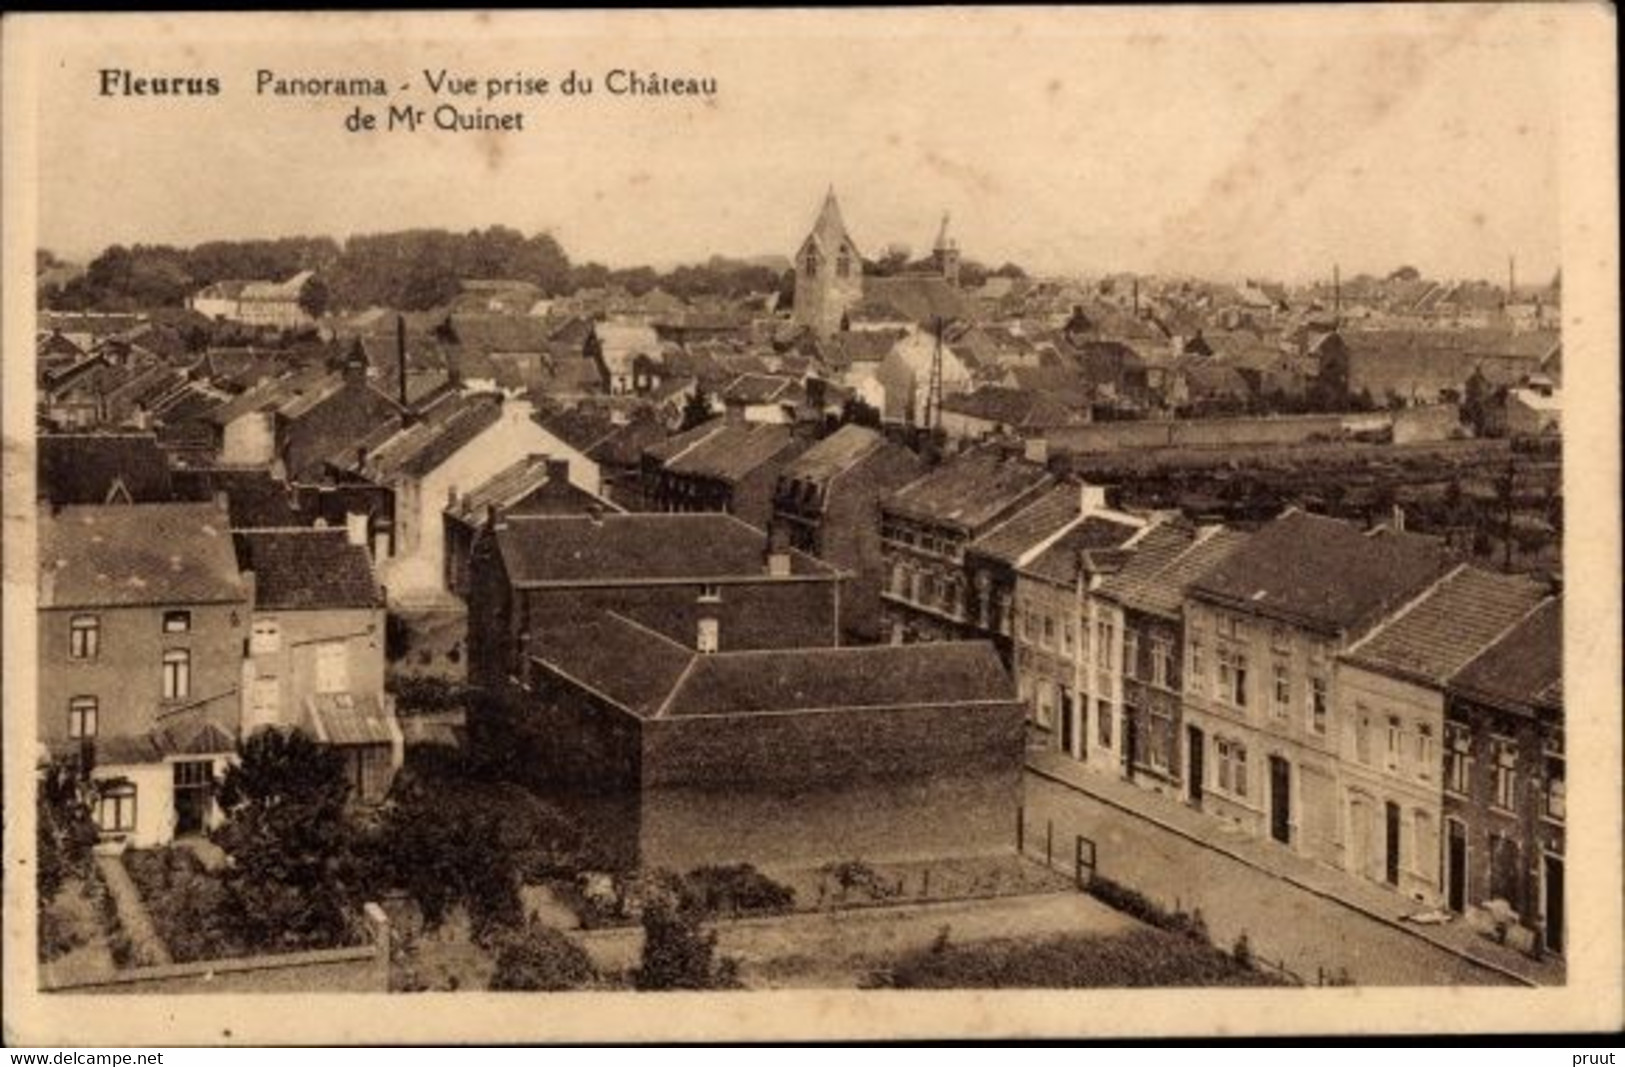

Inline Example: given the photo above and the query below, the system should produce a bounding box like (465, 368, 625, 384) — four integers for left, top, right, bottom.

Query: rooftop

(1101, 524, 1252, 619)
(38, 433, 173, 506)
(1345, 567, 1552, 686)
(494, 512, 837, 585)
(40, 501, 243, 609)
(1018, 511, 1152, 586)
(884, 447, 1052, 533)
(530, 613, 1014, 720)
(778, 423, 889, 487)
(1450, 597, 1562, 713)
(234, 528, 383, 611)
(1189, 510, 1453, 634)
(655, 419, 801, 484)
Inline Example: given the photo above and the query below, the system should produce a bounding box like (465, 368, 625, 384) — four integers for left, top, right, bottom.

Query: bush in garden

(487, 920, 597, 991)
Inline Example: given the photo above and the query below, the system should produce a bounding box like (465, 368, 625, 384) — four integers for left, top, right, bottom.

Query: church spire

(811, 185, 851, 250)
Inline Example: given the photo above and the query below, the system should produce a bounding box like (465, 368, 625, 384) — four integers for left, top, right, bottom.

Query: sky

(23, 7, 1568, 284)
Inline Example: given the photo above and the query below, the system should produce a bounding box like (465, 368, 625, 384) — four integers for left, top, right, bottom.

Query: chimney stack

(344, 510, 369, 549)
(1078, 482, 1107, 514)
(765, 523, 792, 577)
(544, 457, 571, 485)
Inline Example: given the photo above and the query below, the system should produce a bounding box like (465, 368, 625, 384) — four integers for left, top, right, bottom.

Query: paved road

(1023, 774, 1518, 986)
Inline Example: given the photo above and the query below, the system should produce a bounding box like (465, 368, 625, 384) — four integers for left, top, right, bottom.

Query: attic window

(163, 610, 192, 634)
(698, 584, 723, 603)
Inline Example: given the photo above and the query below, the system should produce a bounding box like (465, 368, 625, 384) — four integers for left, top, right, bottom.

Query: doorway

(1269, 756, 1291, 845)
(1059, 688, 1074, 758)
(1186, 725, 1204, 807)
(173, 760, 214, 836)
(1446, 819, 1467, 912)
(1384, 801, 1402, 886)
(1543, 853, 1564, 954)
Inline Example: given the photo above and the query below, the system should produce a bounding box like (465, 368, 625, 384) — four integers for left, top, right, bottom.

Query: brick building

(641, 417, 809, 532)
(503, 612, 1024, 870)
(1443, 597, 1564, 954)
(39, 501, 247, 847)
(770, 424, 927, 642)
(466, 511, 843, 688)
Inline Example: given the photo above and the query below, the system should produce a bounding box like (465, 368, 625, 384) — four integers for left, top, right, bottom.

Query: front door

(1543, 854, 1564, 954)
(1385, 801, 1402, 886)
(1186, 725, 1204, 807)
(1447, 820, 1467, 912)
(1269, 756, 1292, 845)
(173, 760, 214, 836)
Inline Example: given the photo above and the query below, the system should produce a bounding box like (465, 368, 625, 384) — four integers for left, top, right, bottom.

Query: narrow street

(1023, 772, 1523, 986)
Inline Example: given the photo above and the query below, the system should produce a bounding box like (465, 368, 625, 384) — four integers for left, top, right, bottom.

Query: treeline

(863, 246, 1027, 288)
(40, 227, 792, 314)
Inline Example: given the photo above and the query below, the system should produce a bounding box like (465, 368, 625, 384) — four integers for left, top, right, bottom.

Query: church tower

(933, 211, 961, 288)
(793, 187, 864, 338)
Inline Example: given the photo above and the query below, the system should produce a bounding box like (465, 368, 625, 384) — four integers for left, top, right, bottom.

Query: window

(1488, 832, 1520, 903)
(1123, 630, 1139, 680)
(1096, 621, 1114, 670)
(1097, 699, 1113, 750)
(1216, 738, 1249, 798)
(1270, 626, 1291, 654)
(1041, 615, 1056, 649)
(1386, 716, 1402, 772)
(1492, 738, 1518, 810)
(69, 614, 100, 659)
(162, 610, 191, 633)
(836, 252, 852, 278)
(97, 782, 136, 833)
(161, 649, 191, 701)
(1063, 623, 1075, 654)
(1308, 676, 1329, 735)
(1188, 637, 1206, 696)
(697, 618, 719, 654)
(1023, 610, 1037, 642)
(250, 619, 281, 655)
(1355, 706, 1373, 765)
(1217, 646, 1248, 708)
(698, 584, 722, 603)
(1271, 662, 1291, 718)
(1544, 732, 1565, 821)
(69, 696, 98, 739)
(315, 641, 349, 694)
(1416, 724, 1435, 782)
(1445, 723, 1471, 795)
(1151, 637, 1173, 689)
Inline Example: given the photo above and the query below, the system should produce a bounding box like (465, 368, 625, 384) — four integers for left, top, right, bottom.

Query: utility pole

(925, 314, 946, 436)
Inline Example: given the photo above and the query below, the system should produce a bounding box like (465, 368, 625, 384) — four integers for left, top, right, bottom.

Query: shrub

(681, 864, 795, 918)
(632, 879, 741, 991)
(488, 920, 597, 991)
(122, 848, 245, 963)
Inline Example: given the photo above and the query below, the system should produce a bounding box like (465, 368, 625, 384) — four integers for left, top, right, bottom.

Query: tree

(377, 775, 523, 938)
(298, 275, 331, 319)
(840, 394, 882, 429)
(1387, 265, 1421, 283)
(216, 728, 361, 951)
(679, 387, 714, 431)
(488, 920, 597, 991)
(37, 756, 100, 908)
(632, 888, 740, 991)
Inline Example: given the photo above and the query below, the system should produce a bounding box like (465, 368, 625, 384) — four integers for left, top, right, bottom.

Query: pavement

(1025, 751, 1565, 986)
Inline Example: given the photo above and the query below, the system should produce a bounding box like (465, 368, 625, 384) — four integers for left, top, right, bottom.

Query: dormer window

(699, 584, 722, 603)
(163, 610, 192, 634)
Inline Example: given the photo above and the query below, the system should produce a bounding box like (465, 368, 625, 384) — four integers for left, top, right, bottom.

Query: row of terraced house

(871, 445, 1564, 956)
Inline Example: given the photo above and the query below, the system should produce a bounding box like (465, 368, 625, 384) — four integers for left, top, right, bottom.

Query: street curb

(1026, 762, 1542, 988)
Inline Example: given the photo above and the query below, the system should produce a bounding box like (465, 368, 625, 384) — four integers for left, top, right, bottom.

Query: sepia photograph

(2, 6, 1619, 1045)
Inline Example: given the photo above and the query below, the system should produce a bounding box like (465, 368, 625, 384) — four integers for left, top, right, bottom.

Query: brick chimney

(1078, 482, 1107, 514)
(544, 457, 571, 485)
(765, 524, 792, 577)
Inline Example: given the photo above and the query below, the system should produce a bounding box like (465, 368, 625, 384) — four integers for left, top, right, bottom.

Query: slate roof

(658, 420, 800, 484)
(1019, 513, 1150, 586)
(234, 529, 382, 611)
(41, 502, 243, 608)
(942, 386, 1083, 429)
(818, 328, 906, 371)
(535, 404, 620, 453)
(530, 613, 1015, 720)
(972, 485, 1089, 566)
(883, 447, 1052, 533)
(342, 393, 504, 482)
(586, 415, 670, 469)
(722, 373, 796, 406)
(1102, 524, 1252, 619)
(494, 513, 838, 585)
(38, 433, 173, 506)
(205, 365, 336, 427)
(778, 424, 886, 487)
(1344, 567, 1551, 686)
(1450, 597, 1562, 713)
(170, 467, 304, 529)
(1189, 510, 1453, 635)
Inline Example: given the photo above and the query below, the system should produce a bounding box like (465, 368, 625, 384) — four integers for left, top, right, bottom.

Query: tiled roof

(1345, 567, 1551, 686)
(530, 612, 1014, 720)
(778, 424, 887, 487)
(234, 529, 382, 611)
(1020, 513, 1151, 586)
(722, 373, 796, 406)
(449, 454, 612, 522)
(38, 433, 173, 506)
(40, 502, 242, 608)
(171, 467, 304, 529)
(535, 405, 620, 453)
(306, 692, 397, 747)
(495, 513, 837, 585)
(942, 386, 1083, 429)
(342, 393, 503, 482)
(818, 328, 906, 370)
(661, 420, 801, 484)
(1190, 510, 1452, 634)
(1448, 596, 1562, 713)
(971, 485, 1088, 566)
(1103, 524, 1251, 619)
(586, 415, 669, 469)
(884, 447, 1052, 533)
